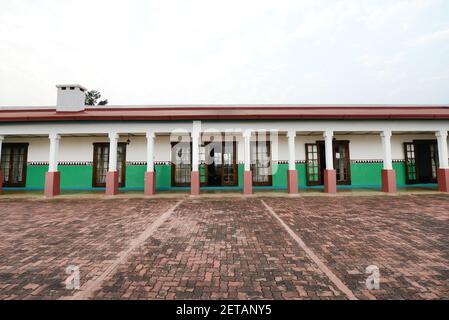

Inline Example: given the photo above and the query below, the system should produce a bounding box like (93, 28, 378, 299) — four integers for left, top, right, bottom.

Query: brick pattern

(264, 195, 449, 300)
(91, 199, 346, 300)
(0, 198, 178, 300)
(0, 195, 448, 300)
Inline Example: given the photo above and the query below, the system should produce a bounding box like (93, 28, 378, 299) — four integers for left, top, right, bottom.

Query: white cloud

(411, 28, 449, 45)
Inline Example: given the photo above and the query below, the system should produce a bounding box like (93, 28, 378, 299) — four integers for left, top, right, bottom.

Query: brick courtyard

(0, 194, 448, 300)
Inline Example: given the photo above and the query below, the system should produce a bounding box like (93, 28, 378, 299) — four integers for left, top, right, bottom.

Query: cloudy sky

(0, 0, 448, 106)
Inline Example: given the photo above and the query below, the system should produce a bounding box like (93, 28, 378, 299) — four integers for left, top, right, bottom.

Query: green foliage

(85, 90, 108, 106)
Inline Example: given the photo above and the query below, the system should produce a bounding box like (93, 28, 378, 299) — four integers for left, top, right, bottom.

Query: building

(1, 84, 449, 197)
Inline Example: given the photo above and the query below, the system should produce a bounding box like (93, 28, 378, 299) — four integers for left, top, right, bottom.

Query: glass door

(251, 141, 272, 186)
(205, 142, 223, 186)
(221, 142, 238, 186)
(171, 142, 191, 186)
(333, 141, 351, 185)
(305, 141, 351, 186)
(92, 143, 126, 187)
(201, 141, 238, 187)
(1, 143, 28, 187)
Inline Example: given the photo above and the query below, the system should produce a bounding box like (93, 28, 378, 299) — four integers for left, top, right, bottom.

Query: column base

(324, 169, 337, 194)
(144, 171, 156, 196)
(243, 171, 253, 195)
(44, 171, 61, 198)
(191, 171, 200, 196)
(0, 170, 3, 193)
(106, 171, 119, 196)
(287, 170, 298, 194)
(437, 168, 449, 192)
(381, 169, 397, 193)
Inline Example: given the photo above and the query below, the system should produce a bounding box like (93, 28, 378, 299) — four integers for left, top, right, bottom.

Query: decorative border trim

(351, 160, 383, 164)
(26, 159, 409, 166)
(28, 161, 49, 166)
(156, 161, 171, 166)
(351, 159, 407, 164)
(126, 161, 147, 166)
(126, 161, 172, 166)
(59, 161, 93, 166)
(28, 161, 93, 166)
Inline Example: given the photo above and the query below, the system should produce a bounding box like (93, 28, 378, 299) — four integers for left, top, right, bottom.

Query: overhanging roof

(1, 105, 449, 122)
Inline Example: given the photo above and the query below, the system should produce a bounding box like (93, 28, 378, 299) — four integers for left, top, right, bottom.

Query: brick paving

(0, 194, 448, 300)
(264, 195, 449, 300)
(0, 198, 178, 299)
(92, 199, 345, 300)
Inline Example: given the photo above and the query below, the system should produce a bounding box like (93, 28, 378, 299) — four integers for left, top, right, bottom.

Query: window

(1, 143, 28, 187)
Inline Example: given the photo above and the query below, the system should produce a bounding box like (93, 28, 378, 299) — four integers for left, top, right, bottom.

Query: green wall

(238, 164, 244, 188)
(350, 163, 383, 187)
(60, 166, 93, 189)
(23, 164, 173, 190)
(123, 165, 173, 190)
(13, 161, 418, 191)
(272, 163, 288, 188)
(25, 165, 47, 189)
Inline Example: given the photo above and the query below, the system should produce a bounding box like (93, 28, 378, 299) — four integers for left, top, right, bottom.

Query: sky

(0, 0, 449, 106)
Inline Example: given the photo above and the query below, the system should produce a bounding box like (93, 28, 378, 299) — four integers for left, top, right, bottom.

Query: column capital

(191, 131, 201, 139)
(0, 135, 4, 141)
(49, 133, 60, 141)
(108, 132, 119, 140)
(323, 130, 333, 139)
(243, 130, 253, 139)
(287, 130, 296, 139)
(380, 130, 392, 138)
(436, 130, 448, 138)
(146, 131, 156, 139)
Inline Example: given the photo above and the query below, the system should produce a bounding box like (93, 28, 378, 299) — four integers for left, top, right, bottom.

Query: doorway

(202, 141, 238, 187)
(404, 140, 438, 184)
(305, 140, 351, 186)
(92, 143, 127, 187)
(0, 143, 28, 187)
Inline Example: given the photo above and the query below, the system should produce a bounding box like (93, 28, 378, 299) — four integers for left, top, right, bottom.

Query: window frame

(171, 141, 192, 187)
(305, 143, 322, 186)
(250, 140, 272, 187)
(1, 143, 29, 187)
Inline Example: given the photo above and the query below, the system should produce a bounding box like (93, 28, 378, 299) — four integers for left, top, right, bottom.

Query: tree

(85, 90, 108, 106)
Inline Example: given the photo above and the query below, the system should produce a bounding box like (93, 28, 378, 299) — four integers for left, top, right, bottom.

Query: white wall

(1, 123, 448, 163)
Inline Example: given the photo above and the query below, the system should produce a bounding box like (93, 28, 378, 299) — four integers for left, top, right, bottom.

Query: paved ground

(0, 194, 448, 300)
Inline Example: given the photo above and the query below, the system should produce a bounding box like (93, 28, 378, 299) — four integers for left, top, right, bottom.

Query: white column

(0, 136, 3, 160)
(192, 132, 200, 172)
(244, 130, 252, 171)
(287, 130, 296, 171)
(436, 130, 449, 169)
(48, 133, 60, 172)
(146, 131, 155, 172)
(108, 132, 119, 172)
(191, 121, 201, 172)
(323, 130, 334, 170)
(381, 130, 393, 170)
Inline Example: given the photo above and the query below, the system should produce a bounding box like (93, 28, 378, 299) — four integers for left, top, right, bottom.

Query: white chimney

(56, 84, 87, 112)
